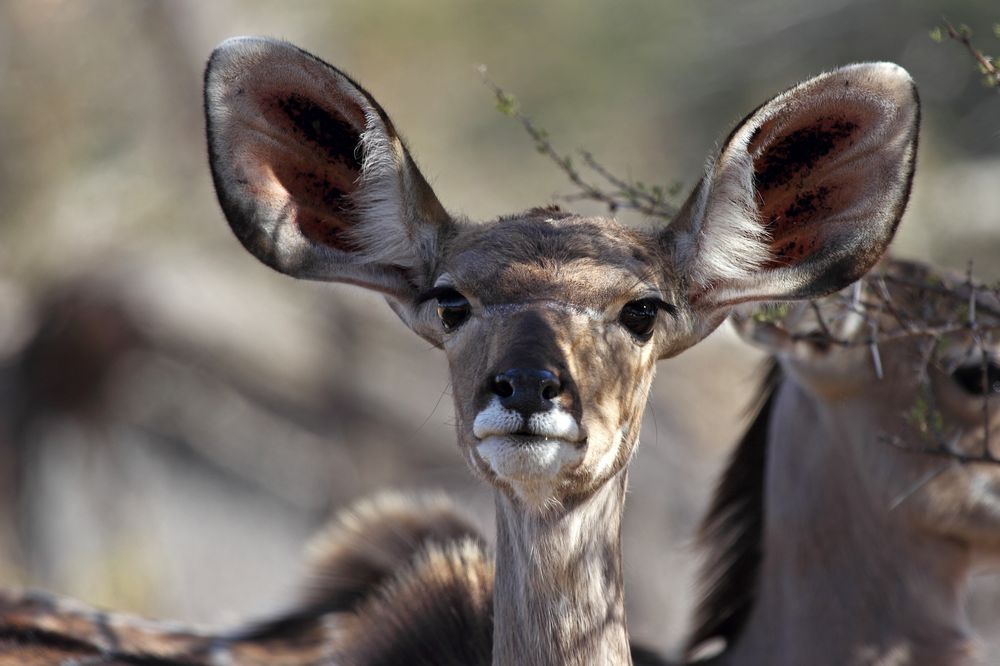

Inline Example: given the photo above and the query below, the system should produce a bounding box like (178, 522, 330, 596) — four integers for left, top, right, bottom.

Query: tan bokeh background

(1, 0, 999, 658)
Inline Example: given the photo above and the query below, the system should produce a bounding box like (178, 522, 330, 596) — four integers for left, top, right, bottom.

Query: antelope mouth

(472, 398, 584, 481)
(475, 435, 584, 481)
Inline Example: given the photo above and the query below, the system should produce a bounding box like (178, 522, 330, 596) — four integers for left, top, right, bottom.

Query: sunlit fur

(0, 47, 921, 664)
(689, 258, 1000, 666)
(0, 491, 675, 665)
(0, 39, 926, 666)
(205, 38, 918, 666)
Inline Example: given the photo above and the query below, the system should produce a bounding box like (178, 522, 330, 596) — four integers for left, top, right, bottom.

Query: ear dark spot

(781, 185, 833, 224)
(754, 116, 858, 191)
(296, 208, 362, 253)
(253, 96, 368, 253)
(275, 94, 365, 170)
(265, 162, 360, 252)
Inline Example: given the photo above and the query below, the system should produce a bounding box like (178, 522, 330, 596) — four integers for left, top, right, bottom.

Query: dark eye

(434, 289, 471, 331)
(619, 299, 662, 340)
(951, 361, 1000, 396)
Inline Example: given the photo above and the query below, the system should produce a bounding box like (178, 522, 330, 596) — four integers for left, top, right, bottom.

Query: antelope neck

(719, 380, 976, 666)
(492, 470, 631, 666)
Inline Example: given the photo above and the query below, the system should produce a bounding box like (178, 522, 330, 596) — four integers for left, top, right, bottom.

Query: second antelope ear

(204, 37, 452, 304)
(666, 62, 919, 312)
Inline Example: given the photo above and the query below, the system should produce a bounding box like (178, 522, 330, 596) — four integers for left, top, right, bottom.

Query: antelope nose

(491, 368, 562, 415)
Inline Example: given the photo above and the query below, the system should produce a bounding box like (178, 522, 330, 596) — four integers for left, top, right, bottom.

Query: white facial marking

(527, 406, 580, 441)
(593, 424, 628, 480)
(968, 474, 1000, 514)
(433, 273, 455, 288)
(473, 396, 580, 441)
(472, 396, 585, 503)
(472, 397, 526, 439)
(477, 437, 582, 482)
(481, 301, 605, 322)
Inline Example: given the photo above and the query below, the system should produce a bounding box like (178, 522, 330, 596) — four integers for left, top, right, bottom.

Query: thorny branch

(783, 266, 1000, 465)
(932, 19, 1000, 91)
(478, 66, 680, 219)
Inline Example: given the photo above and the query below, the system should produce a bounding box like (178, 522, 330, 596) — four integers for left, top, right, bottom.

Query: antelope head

(734, 258, 1000, 562)
(205, 37, 919, 512)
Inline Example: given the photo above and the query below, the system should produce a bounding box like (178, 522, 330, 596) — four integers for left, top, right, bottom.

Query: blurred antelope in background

(686, 259, 1000, 666)
(0, 39, 917, 665)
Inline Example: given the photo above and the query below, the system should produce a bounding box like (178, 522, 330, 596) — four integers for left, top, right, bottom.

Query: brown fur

(334, 538, 494, 666)
(689, 258, 1000, 665)
(685, 361, 780, 655)
(0, 603, 204, 665)
(232, 492, 484, 643)
(0, 44, 922, 664)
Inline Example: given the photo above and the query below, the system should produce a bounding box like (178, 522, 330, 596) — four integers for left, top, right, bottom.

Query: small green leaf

(930, 408, 945, 434)
(495, 92, 519, 117)
(929, 26, 943, 43)
(935, 336, 953, 354)
(994, 23, 1000, 39)
(907, 393, 931, 435)
(751, 303, 791, 323)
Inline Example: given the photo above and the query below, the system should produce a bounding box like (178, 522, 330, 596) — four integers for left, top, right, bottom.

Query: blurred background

(1, 0, 999, 659)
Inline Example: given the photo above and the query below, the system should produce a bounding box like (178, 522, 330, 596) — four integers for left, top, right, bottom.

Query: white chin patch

(476, 436, 583, 481)
(472, 396, 584, 507)
(472, 396, 580, 441)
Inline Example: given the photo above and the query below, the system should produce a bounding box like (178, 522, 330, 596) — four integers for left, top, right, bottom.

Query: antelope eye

(434, 289, 471, 331)
(619, 299, 661, 341)
(951, 361, 1000, 397)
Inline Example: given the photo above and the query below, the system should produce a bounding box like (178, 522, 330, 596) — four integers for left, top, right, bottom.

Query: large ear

(666, 62, 919, 311)
(204, 37, 452, 305)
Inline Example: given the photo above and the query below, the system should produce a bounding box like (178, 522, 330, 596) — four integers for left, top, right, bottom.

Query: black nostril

(492, 375, 515, 398)
(491, 368, 562, 414)
(540, 376, 560, 401)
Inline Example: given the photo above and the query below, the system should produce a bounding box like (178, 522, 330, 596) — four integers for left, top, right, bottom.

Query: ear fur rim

(204, 36, 447, 300)
(673, 62, 919, 309)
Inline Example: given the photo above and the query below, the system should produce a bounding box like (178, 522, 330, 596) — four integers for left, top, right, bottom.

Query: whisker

(413, 381, 453, 435)
(889, 458, 959, 511)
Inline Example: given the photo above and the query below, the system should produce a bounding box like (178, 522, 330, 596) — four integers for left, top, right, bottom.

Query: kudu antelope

(0, 40, 918, 664)
(686, 259, 1000, 666)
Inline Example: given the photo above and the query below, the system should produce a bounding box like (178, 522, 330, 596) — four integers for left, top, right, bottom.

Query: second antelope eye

(435, 290, 471, 331)
(619, 299, 660, 340)
(951, 361, 1000, 396)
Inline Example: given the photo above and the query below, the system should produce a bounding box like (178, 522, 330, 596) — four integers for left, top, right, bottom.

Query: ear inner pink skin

(755, 115, 861, 266)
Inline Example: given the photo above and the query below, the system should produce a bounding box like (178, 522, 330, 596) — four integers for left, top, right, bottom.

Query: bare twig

(880, 273, 1000, 319)
(884, 434, 1000, 465)
(755, 266, 1000, 466)
(888, 457, 959, 511)
(478, 66, 679, 220)
(935, 19, 1000, 91)
(977, 332, 996, 460)
(869, 326, 884, 380)
(577, 150, 679, 218)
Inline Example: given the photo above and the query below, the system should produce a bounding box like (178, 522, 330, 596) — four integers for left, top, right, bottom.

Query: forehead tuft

(445, 214, 665, 306)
